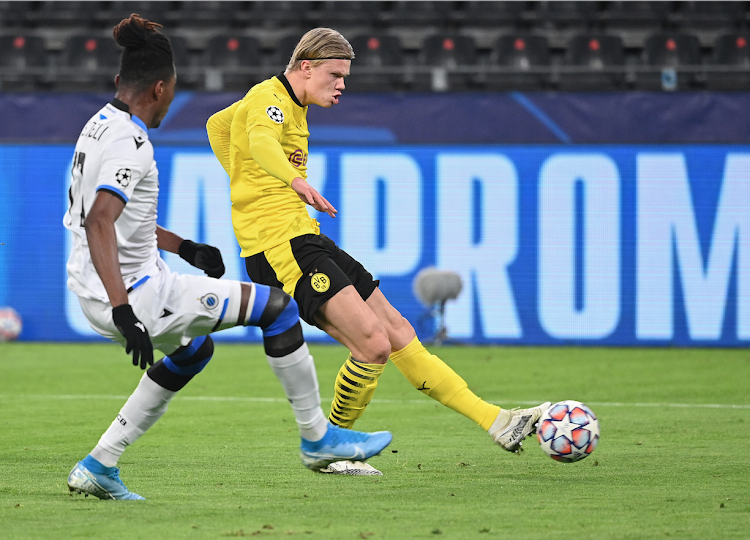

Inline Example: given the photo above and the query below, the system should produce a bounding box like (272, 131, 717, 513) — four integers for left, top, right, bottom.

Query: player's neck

(283, 70, 309, 106)
(113, 91, 155, 129)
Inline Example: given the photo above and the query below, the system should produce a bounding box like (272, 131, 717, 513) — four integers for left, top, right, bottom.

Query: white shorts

(78, 258, 244, 354)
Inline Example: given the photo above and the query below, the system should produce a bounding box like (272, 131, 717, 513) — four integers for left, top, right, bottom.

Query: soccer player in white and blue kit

(63, 14, 391, 500)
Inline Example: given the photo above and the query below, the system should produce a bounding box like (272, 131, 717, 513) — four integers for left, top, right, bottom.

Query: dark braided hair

(113, 14, 174, 93)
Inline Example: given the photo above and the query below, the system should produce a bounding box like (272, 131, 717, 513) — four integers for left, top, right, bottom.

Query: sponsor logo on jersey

(133, 136, 145, 149)
(310, 272, 330, 293)
(289, 149, 308, 168)
(201, 293, 220, 310)
(266, 105, 284, 124)
(115, 168, 132, 187)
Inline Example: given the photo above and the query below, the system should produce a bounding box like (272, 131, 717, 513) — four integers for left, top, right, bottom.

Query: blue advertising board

(1, 143, 749, 346)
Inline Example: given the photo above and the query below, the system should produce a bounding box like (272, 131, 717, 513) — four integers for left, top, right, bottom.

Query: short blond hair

(286, 28, 354, 71)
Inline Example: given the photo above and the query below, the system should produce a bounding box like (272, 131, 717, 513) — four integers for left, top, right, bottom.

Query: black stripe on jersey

(277, 73, 303, 108)
(110, 98, 130, 113)
(96, 186, 127, 205)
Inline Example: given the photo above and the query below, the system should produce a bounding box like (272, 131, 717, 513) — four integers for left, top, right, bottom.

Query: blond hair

(286, 28, 354, 71)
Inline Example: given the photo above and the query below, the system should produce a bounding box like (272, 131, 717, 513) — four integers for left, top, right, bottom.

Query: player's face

(152, 75, 176, 128)
(307, 59, 350, 108)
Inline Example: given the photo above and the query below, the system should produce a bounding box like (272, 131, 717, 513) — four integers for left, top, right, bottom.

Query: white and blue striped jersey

(64, 99, 160, 302)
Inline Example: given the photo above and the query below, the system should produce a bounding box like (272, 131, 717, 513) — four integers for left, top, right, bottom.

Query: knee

(164, 335, 214, 376)
(361, 324, 391, 365)
(259, 287, 300, 335)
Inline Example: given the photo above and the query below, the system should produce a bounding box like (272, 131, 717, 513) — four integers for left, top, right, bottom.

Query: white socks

(90, 373, 175, 467)
(89, 344, 328, 468)
(266, 343, 328, 442)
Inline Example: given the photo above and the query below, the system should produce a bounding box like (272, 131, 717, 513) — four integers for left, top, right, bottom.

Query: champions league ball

(0, 307, 22, 341)
(537, 400, 599, 463)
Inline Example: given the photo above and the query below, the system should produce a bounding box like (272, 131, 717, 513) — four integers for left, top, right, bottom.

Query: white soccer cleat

(488, 402, 552, 453)
(318, 460, 383, 476)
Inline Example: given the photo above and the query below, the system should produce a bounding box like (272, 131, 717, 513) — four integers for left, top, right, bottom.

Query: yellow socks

(390, 337, 501, 430)
(328, 354, 385, 429)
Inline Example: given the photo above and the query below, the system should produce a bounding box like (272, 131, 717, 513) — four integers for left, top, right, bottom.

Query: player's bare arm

(156, 225, 226, 278)
(84, 190, 128, 308)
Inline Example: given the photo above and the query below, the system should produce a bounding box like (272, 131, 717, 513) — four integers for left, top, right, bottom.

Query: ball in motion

(537, 400, 599, 463)
(0, 306, 22, 341)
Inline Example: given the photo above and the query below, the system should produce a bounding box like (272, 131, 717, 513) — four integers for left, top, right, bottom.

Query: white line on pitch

(0, 394, 749, 409)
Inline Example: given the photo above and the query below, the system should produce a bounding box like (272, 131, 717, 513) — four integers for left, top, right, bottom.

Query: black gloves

(179, 239, 226, 278)
(112, 304, 153, 369)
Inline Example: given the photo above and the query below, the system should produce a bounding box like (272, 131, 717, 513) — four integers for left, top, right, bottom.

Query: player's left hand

(179, 239, 226, 278)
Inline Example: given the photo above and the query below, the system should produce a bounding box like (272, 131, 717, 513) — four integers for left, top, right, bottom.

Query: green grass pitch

(1, 342, 748, 539)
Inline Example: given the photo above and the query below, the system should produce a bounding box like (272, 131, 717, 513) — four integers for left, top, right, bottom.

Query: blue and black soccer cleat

(300, 424, 392, 472)
(67, 455, 145, 500)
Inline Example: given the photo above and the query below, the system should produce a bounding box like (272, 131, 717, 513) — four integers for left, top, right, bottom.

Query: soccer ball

(537, 400, 599, 463)
(0, 307, 22, 341)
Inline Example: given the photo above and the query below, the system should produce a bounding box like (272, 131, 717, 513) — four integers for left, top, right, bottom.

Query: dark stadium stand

(640, 33, 703, 90)
(559, 34, 626, 90)
(59, 34, 121, 90)
(0, 34, 47, 89)
(488, 35, 551, 91)
(421, 34, 479, 90)
(346, 34, 404, 91)
(205, 34, 263, 90)
(0, 1, 747, 92)
(708, 33, 750, 89)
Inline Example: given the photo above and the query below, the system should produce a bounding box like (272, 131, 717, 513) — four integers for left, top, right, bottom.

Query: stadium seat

(28, 1, 97, 28)
(95, 1, 170, 28)
(169, 36, 202, 90)
(238, 1, 312, 28)
(271, 34, 301, 69)
(0, 1, 35, 27)
(165, 1, 247, 28)
(559, 34, 626, 90)
(487, 34, 551, 91)
(675, 1, 747, 29)
(309, 2, 385, 27)
(598, 1, 672, 31)
(347, 34, 404, 91)
(205, 35, 263, 91)
(0, 35, 47, 90)
(639, 33, 703, 90)
(60, 35, 122, 91)
(707, 34, 750, 90)
(532, 1, 599, 29)
(420, 34, 479, 90)
(382, 1, 454, 28)
(453, 1, 527, 28)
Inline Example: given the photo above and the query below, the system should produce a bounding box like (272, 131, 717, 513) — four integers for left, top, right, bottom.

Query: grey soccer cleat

(488, 402, 552, 453)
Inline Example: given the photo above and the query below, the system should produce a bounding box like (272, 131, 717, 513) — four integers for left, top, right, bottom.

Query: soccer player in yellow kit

(207, 28, 550, 474)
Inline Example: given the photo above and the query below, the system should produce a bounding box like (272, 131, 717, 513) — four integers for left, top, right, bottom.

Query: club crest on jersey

(115, 168, 132, 187)
(201, 293, 220, 310)
(310, 272, 330, 293)
(266, 106, 284, 124)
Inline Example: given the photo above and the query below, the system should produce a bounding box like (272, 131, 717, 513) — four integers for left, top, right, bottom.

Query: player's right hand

(291, 177, 337, 218)
(112, 304, 154, 369)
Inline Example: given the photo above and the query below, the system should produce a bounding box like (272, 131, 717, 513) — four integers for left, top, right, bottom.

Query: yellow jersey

(206, 75, 319, 257)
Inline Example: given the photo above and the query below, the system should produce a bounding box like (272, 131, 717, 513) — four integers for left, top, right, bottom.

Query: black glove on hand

(179, 239, 226, 278)
(112, 304, 153, 369)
